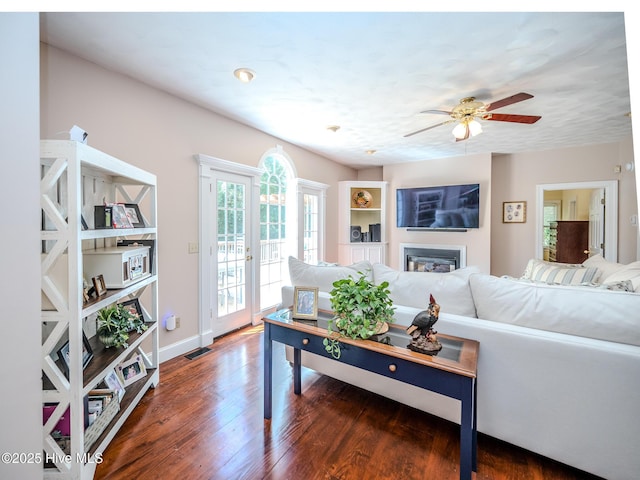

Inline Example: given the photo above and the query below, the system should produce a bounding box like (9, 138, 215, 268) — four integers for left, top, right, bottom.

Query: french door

(213, 172, 254, 336)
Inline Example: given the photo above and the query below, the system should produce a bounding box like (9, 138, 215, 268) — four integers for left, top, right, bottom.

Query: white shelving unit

(40, 140, 159, 479)
(338, 180, 388, 265)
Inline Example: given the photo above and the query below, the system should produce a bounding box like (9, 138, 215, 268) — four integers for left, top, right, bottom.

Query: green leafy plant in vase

(323, 271, 395, 359)
(96, 302, 148, 349)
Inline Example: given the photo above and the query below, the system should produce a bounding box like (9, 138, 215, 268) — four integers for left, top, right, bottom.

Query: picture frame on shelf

(94, 205, 113, 229)
(116, 354, 147, 387)
(503, 201, 527, 223)
(56, 332, 94, 377)
(92, 274, 107, 296)
(119, 298, 145, 322)
(292, 286, 319, 320)
(123, 203, 145, 228)
(111, 204, 133, 229)
(104, 369, 126, 401)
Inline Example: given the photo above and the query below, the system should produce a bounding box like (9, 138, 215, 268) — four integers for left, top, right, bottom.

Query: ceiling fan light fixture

(452, 122, 468, 139)
(233, 68, 255, 83)
(468, 119, 483, 137)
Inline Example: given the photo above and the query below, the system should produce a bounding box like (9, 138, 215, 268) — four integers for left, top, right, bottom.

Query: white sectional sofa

(280, 256, 640, 480)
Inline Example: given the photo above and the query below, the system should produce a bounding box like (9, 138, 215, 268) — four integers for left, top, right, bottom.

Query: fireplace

(399, 243, 466, 272)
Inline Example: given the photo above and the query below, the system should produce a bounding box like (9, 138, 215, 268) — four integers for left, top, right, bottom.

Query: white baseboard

(159, 331, 215, 363)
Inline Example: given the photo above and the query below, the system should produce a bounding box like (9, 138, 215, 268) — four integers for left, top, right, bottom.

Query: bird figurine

(406, 294, 440, 336)
(407, 294, 443, 355)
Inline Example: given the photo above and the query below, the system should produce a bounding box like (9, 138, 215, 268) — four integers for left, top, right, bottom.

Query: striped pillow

(529, 263, 600, 285)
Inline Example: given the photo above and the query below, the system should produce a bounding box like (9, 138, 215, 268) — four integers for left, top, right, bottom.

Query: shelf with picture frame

(40, 139, 159, 479)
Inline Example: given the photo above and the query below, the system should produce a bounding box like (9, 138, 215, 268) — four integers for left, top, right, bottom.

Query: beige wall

(492, 137, 637, 276)
(383, 153, 492, 273)
(40, 43, 638, 352)
(40, 44, 356, 350)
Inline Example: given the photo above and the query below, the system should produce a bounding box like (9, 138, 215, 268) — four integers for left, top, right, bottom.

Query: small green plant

(96, 303, 148, 349)
(322, 271, 395, 358)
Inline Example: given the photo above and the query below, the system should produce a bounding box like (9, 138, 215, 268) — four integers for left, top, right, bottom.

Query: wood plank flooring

(95, 324, 603, 480)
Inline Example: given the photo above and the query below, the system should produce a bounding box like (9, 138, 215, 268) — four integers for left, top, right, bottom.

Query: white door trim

(535, 180, 618, 262)
(195, 154, 262, 345)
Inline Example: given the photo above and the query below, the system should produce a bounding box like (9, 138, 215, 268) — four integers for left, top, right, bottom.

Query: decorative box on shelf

(84, 392, 120, 451)
(83, 245, 151, 289)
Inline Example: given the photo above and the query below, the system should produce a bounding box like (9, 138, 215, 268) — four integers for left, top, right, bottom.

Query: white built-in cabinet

(40, 140, 159, 479)
(338, 181, 388, 265)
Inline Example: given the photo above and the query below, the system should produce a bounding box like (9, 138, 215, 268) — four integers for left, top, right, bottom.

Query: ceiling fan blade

(485, 92, 534, 112)
(419, 109, 452, 115)
(487, 113, 541, 124)
(404, 120, 453, 138)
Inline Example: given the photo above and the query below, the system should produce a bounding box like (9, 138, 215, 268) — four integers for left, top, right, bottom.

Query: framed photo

(119, 298, 145, 322)
(116, 354, 147, 387)
(92, 274, 107, 296)
(292, 286, 319, 320)
(104, 368, 126, 401)
(57, 332, 94, 376)
(123, 203, 145, 228)
(503, 201, 527, 223)
(111, 204, 133, 229)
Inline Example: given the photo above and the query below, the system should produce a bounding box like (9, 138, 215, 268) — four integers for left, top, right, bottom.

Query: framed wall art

(503, 201, 526, 223)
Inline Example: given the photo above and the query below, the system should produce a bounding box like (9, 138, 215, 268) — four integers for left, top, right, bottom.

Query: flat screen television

(396, 183, 480, 229)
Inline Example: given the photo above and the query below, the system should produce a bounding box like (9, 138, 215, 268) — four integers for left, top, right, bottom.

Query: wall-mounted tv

(396, 183, 480, 229)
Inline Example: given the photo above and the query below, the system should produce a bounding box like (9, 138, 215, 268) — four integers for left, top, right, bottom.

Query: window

(258, 148, 328, 311)
(543, 200, 561, 247)
(297, 179, 328, 265)
(303, 193, 319, 264)
(259, 152, 293, 309)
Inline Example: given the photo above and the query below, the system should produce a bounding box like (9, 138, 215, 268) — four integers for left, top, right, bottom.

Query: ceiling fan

(404, 92, 542, 141)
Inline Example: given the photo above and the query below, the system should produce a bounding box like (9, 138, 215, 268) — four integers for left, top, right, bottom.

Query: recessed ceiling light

(366, 149, 377, 155)
(326, 125, 341, 132)
(233, 68, 255, 83)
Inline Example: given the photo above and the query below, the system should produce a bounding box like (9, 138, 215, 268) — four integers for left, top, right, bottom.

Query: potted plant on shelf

(323, 271, 395, 359)
(96, 303, 148, 349)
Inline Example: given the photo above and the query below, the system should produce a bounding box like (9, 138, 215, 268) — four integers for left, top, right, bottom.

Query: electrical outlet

(175, 317, 181, 328)
(188, 242, 199, 254)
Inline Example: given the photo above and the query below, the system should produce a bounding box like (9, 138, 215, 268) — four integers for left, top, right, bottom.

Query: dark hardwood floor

(95, 324, 602, 480)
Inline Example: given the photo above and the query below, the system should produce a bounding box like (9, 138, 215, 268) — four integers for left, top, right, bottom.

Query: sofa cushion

(372, 264, 479, 317)
(469, 273, 640, 346)
(288, 256, 373, 293)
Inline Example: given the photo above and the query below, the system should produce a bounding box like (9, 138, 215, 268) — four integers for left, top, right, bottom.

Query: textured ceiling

(39, 11, 632, 169)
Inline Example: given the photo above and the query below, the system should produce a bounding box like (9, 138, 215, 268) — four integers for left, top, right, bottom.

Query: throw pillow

(528, 262, 600, 285)
(602, 260, 640, 292)
(582, 254, 625, 280)
(288, 256, 373, 293)
(521, 258, 582, 280)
